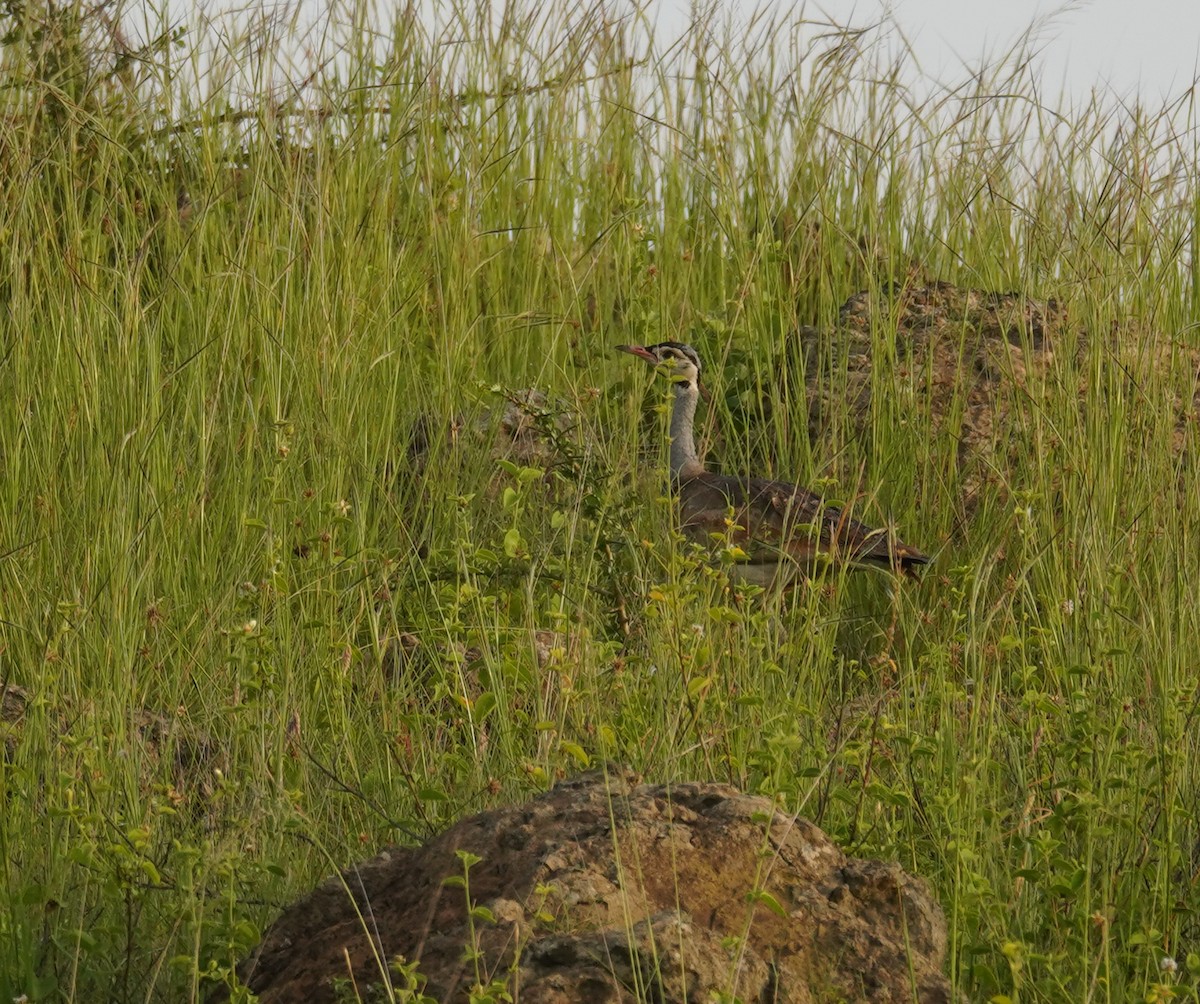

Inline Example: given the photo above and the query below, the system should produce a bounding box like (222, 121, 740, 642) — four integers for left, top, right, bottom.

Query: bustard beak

(615, 344, 658, 365)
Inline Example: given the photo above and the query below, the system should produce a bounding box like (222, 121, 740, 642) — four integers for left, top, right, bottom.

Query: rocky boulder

(799, 281, 1064, 474)
(226, 768, 955, 1003)
(1, 679, 27, 760)
(795, 279, 1199, 490)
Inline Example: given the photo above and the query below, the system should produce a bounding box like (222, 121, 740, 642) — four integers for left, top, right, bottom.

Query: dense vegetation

(2, 1, 1199, 1000)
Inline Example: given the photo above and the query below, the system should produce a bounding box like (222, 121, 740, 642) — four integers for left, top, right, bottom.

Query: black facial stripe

(646, 341, 701, 372)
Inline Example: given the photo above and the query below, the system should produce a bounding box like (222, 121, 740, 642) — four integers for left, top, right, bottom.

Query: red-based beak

(615, 344, 658, 365)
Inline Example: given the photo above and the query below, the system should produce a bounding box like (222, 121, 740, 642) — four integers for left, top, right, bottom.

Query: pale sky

(157, 0, 1200, 108)
(888, 0, 1200, 100)
(655, 0, 1200, 102)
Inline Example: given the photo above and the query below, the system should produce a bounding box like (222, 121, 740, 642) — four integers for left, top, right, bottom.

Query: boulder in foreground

(228, 768, 955, 1003)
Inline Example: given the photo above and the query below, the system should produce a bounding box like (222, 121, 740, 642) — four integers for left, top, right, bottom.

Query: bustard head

(616, 341, 703, 392)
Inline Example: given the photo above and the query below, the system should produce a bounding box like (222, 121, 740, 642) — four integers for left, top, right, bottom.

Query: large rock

(797, 279, 1199, 483)
(1, 679, 27, 759)
(800, 280, 1064, 472)
(404, 387, 578, 479)
(228, 769, 955, 1003)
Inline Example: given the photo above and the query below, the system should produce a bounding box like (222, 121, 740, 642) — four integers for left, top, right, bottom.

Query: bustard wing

(677, 472, 928, 575)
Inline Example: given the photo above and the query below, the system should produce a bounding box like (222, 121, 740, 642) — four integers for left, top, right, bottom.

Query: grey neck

(668, 381, 704, 480)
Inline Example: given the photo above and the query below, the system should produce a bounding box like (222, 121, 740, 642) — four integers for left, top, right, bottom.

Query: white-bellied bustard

(618, 341, 928, 585)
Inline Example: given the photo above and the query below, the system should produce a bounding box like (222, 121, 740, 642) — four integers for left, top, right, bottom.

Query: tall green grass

(1, 0, 1199, 1000)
